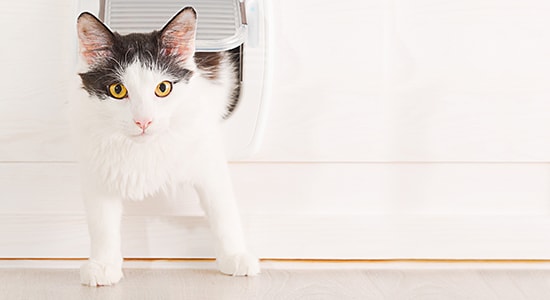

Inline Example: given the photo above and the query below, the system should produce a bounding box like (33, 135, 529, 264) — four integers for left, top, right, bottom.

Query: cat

(74, 7, 259, 286)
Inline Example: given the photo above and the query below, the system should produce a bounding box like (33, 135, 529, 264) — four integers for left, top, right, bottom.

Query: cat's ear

(77, 12, 114, 66)
(159, 7, 197, 63)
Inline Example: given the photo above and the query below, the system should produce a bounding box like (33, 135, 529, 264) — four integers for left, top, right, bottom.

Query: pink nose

(134, 119, 152, 131)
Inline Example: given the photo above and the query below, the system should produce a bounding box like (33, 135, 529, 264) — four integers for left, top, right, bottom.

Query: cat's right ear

(77, 12, 114, 66)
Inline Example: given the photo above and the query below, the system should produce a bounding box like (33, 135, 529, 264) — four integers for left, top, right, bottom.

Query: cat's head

(76, 7, 200, 141)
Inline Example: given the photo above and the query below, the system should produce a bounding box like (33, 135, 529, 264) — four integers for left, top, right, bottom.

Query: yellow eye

(155, 81, 172, 97)
(108, 83, 128, 99)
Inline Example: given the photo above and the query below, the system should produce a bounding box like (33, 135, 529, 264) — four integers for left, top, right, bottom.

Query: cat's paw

(217, 253, 260, 276)
(80, 260, 123, 286)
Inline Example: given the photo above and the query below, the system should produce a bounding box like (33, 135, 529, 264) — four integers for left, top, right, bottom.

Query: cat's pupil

(114, 84, 122, 94)
(159, 83, 166, 92)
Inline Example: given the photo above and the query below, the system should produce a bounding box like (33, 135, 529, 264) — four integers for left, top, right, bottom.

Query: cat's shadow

(124, 183, 203, 216)
(121, 183, 212, 257)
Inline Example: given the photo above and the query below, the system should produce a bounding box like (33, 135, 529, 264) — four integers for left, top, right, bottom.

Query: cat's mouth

(129, 132, 154, 142)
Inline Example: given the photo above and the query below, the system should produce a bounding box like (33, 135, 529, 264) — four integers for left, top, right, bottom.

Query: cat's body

(74, 7, 259, 286)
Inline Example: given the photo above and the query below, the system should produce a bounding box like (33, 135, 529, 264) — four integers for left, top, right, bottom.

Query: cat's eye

(155, 81, 172, 98)
(108, 83, 128, 99)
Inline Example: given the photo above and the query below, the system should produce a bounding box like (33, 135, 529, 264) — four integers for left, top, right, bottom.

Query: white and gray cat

(74, 7, 259, 286)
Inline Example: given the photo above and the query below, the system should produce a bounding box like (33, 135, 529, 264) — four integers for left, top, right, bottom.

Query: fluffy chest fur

(85, 133, 185, 200)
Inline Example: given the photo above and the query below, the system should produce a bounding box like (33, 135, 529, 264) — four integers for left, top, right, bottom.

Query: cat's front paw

(80, 260, 123, 286)
(217, 253, 260, 276)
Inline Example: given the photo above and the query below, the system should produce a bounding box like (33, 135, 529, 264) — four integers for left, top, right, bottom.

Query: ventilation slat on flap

(103, 0, 246, 51)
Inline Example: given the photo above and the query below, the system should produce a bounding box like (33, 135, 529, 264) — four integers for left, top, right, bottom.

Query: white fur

(73, 55, 259, 286)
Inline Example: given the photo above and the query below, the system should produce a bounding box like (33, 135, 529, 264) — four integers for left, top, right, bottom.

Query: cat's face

(76, 7, 198, 141)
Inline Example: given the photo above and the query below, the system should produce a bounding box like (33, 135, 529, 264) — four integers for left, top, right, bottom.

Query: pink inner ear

(78, 15, 113, 65)
(161, 11, 196, 62)
(79, 39, 111, 65)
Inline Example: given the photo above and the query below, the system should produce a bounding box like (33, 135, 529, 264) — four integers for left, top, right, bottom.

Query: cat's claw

(217, 253, 260, 276)
(80, 260, 123, 286)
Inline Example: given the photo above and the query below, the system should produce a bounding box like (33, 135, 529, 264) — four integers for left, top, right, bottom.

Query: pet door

(78, 0, 271, 159)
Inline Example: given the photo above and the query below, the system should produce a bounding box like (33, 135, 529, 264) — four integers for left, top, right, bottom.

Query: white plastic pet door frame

(78, 0, 271, 160)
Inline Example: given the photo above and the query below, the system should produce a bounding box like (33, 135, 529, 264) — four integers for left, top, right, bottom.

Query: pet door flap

(102, 0, 247, 52)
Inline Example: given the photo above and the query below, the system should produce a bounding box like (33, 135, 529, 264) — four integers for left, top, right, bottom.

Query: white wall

(2, 0, 550, 260)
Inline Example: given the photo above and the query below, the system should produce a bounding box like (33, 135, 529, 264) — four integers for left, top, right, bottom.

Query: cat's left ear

(160, 7, 197, 63)
(77, 12, 114, 66)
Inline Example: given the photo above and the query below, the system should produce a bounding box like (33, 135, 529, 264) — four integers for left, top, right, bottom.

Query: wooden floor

(2, 263, 550, 299)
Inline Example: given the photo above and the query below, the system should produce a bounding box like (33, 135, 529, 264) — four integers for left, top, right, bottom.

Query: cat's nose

(134, 119, 152, 131)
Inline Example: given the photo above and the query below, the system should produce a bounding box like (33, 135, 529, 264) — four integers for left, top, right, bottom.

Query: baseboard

(3, 258, 550, 270)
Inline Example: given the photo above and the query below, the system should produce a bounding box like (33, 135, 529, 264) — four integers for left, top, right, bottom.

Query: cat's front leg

(80, 191, 124, 286)
(194, 161, 260, 276)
